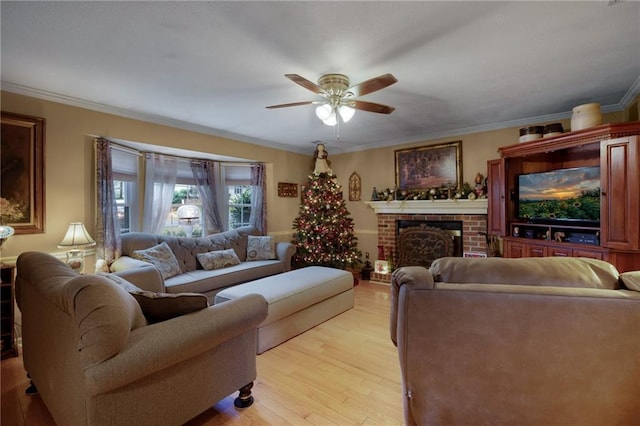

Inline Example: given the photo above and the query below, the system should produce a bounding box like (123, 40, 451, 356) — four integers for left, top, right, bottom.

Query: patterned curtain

(191, 160, 225, 234)
(142, 153, 177, 234)
(249, 163, 266, 234)
(95, 138, 121, 267)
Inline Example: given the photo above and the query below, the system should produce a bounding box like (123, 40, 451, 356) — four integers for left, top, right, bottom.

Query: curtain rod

(97, 137, 257, 165)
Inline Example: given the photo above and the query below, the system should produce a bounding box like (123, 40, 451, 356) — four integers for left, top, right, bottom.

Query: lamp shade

(0, 225, 15, 248)
(338, 105, 355, 122)
(58, 222, 96, 248)
(177, 204, 200, 220)
(0, 225, 15, 240)
(315, 104, 332, 121)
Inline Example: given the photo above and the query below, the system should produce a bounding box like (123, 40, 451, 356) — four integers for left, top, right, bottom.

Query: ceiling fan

(266, 73, 398, 127)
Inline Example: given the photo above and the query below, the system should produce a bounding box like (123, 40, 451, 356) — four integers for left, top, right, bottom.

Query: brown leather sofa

(390, 256, 640, 425)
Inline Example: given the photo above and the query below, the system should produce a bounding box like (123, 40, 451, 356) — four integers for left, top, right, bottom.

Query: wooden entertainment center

(488, 122, 640, 272)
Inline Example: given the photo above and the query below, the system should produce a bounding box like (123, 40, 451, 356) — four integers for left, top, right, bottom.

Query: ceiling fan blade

(285, 74, 326, 95)
(265, 101, 315, 109)
(349, 73, 398, 97)
(352, 100, 396, 114)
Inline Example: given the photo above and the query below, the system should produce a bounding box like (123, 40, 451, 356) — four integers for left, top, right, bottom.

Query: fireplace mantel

(365, 199, 488, 215)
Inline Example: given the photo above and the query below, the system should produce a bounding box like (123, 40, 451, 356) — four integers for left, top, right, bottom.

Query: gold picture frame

(1, 112, 46, 234)
(394, 140, 462, 190)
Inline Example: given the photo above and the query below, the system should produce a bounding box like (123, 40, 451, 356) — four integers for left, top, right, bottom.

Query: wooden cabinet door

(600, 136, 640, 250)
(549, 246, 572, 257)
(487, 159, 506, 236)
(504, 239, 525, 258)
(526, 243, 547, 257)
(573, 248, 604, 260)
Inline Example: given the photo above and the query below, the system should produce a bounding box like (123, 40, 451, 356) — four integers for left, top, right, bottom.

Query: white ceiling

(2, 1, 639, 155)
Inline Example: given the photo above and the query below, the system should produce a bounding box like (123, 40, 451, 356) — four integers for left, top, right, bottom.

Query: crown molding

(0, 82, 305, 154)
(3, 80, 637, 156)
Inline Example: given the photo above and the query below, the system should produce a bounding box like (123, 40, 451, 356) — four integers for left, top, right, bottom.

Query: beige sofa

(16, 251, 268, 426)
(391, 256, 640, 426)
(110, 226, 295, 302)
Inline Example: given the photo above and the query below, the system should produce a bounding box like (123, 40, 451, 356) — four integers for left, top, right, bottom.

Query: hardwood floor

(1, 281, 404, 425)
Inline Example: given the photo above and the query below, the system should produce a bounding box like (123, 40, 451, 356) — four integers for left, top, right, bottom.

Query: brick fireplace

(365, 200, 488, 283)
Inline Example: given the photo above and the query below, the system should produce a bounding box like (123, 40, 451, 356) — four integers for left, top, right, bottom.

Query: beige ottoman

(214, 266, 354, 354)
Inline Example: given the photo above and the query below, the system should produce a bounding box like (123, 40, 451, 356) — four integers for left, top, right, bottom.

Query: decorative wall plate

(349, 172, 361, 201)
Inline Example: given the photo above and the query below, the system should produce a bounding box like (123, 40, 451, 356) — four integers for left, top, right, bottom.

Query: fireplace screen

(396, 221, 462, 268)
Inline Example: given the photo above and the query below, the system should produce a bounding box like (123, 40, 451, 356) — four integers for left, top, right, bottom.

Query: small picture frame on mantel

(277, 182, 298, 197)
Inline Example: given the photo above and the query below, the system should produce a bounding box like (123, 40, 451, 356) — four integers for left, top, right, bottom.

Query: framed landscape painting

(395, 140, 462, 190)
(1, 112, 46, 234)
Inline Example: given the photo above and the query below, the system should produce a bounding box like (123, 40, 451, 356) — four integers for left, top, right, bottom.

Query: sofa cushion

(429, 256, 620, 289)
(246, 235, 276, 261)
(132, 241, 182, 279)
(620, 271, 640, 291)
(206, 229, 246, 262)
(163, 261, 285, 295)
(197, 249, 241, 270)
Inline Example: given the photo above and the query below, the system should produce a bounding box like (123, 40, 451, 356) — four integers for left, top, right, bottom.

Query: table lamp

(58, 222, 96, 273)
(177, 204, 200, 238)
(0, 225, 15, 248)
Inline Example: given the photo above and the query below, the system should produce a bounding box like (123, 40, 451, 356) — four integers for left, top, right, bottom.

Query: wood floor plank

(0, 281, 404, 425)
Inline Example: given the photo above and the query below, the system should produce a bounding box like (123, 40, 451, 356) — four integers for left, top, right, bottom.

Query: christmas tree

(292, 172, 362, 269)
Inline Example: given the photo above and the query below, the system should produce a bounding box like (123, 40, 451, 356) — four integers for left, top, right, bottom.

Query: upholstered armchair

(16, 251, 268, 426)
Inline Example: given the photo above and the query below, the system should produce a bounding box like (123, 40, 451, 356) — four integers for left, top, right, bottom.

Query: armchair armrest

(390, 266, 435, 345)
(111, 256, 165, 292)
(84, 293, 268, 395)
(276, 242, 296, 272)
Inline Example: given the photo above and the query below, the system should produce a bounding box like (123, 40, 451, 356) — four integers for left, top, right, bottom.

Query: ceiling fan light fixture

(322, 112, 338, 126)
(269, 72, 396, 130)
(315, 104, 332, 121)
(338, 105, 355, 123)
(315, 104, 355, 126)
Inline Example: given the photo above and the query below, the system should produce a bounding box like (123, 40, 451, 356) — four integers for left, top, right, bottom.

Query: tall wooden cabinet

(1, 264, 18, 359)
(486, 159, 506, 236)
(600, 137, 640, 251)
(487, 122, 640, 272)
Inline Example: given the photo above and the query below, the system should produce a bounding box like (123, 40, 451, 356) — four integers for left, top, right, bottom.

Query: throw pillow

(197, 248, 241, 270)
(620, 271, 640, 291)
(246, 235, 276, 261)
(129, 290, 209, 324)
(99, 272, 208, 323)
(131, 241, 182, 280)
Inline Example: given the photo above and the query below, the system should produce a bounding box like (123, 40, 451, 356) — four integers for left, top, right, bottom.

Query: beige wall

(331, 110, 626, 261)
(0, 91, 310, 266)
(1, 90, 633, 269)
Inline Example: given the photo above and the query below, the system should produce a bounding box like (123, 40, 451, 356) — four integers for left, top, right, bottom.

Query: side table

(1, 264, 18, 359)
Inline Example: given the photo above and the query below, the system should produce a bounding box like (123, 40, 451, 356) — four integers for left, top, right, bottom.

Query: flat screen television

(517, 166, 600, 226)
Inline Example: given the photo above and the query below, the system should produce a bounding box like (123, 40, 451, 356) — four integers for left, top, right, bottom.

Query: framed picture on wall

(394, 140, 462, 190)
(1, 112, 46, 234)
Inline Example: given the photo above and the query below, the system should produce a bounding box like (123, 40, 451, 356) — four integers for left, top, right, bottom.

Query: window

(228, 185, 251, 229)
(162, 183, 204, 237)
(224, 164, 252, 229)
(114, 180, 133, 233)
(107, 144, 255, 235)
(111, 147, 140, 234)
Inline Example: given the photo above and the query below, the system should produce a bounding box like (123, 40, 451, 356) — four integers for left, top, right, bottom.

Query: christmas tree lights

(292, 172, 362, 269)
